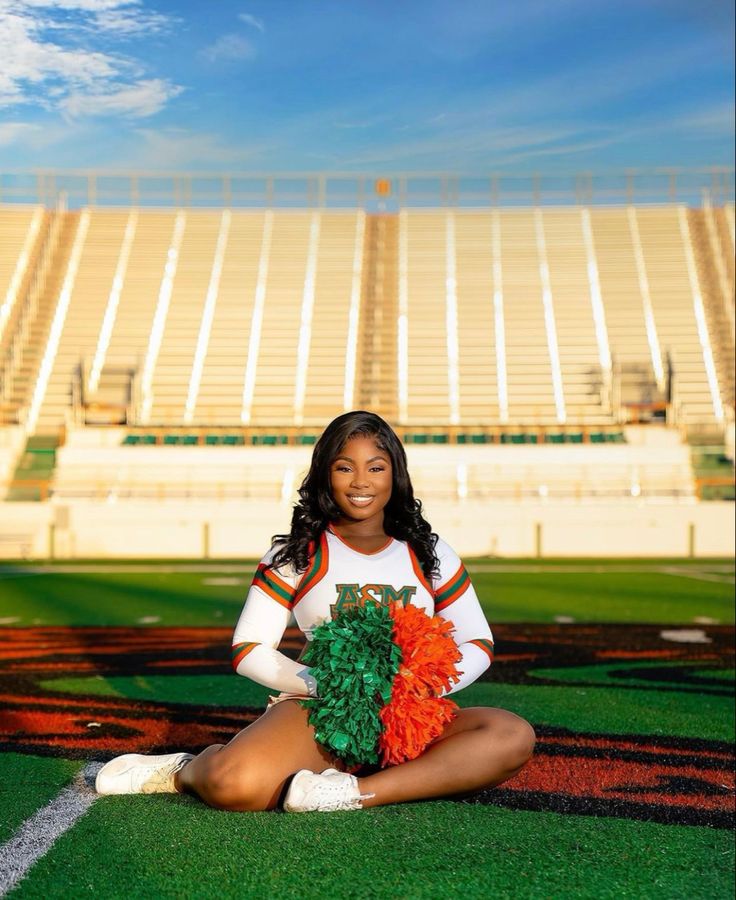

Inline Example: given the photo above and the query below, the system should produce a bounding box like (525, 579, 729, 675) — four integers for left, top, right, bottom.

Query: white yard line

(0, 762, 100, 896)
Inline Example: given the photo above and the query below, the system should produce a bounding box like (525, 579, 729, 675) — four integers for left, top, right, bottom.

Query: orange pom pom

(378, 604, 462, 767)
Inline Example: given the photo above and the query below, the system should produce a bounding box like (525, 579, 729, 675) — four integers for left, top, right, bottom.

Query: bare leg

(177, 703, 533, 812)
(358, 708, 535, 808)
(177, 700, 343, 811)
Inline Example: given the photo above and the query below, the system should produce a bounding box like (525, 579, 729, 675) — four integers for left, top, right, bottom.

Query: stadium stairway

(688, 209, 735, 412)
(356, 214, 399, 417)
(3, 212, 78, 427)
(6, 434, 60, 501)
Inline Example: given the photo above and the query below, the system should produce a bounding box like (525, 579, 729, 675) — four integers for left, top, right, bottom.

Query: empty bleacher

(0, 201, 732, 439)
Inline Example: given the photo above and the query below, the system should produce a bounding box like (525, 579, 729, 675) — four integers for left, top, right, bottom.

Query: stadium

(0, 2, 734, 898)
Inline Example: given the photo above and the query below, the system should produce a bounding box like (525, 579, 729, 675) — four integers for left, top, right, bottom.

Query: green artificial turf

(3, 561, 734, 899)
(0, 562, 733, 626)
(468, 570, 735, 625)
(1, 754, 81, 843)
(0, 572, 247, 627)
(13, 796, 734, 900)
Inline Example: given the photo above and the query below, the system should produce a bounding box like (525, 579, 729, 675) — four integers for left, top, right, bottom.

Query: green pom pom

(301, 604, 401, 768)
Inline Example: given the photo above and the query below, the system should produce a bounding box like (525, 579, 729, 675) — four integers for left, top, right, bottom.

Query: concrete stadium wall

(0, 500, 733, 559)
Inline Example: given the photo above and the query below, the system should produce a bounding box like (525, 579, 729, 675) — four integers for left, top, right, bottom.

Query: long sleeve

(231, 552, 318, 696)
(432, 539, 494, 695)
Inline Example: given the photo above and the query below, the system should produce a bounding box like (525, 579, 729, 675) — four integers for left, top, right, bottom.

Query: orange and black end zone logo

(1, 623, 733, 829)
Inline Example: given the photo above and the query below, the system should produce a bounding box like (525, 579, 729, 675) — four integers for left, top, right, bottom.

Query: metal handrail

(1, 167, 733, 211)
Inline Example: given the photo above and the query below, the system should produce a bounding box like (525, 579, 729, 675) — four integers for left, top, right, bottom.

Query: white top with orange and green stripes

(231, 528, 494, 697)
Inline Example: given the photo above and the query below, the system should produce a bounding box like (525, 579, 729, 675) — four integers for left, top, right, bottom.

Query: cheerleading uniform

(232, 528, 494, 697)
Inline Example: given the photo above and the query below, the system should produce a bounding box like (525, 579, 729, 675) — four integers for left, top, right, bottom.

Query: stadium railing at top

(0, 168, 733, 210)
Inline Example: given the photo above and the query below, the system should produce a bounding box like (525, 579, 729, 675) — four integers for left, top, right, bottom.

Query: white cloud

(61, 77, 182, 118)
(0, 120, 41, 146)
(124, 128, 252, 167)
(200, 33, 256, 64)
(0, 0, 180, 117)
(238, 12, 264, 33)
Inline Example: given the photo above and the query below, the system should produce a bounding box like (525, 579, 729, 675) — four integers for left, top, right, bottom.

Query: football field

(0, 559, 734, 898)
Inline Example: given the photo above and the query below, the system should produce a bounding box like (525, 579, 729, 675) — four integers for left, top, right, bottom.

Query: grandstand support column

(343, 211, 366, 411)
(241, 210, 274, 425)
(25, 210, 90, 435)
(491, 210, 509, 424)
(88, 210, 138, 394)
(185, 209, 231, 424)
(397, 210, 409, 424)
(580, 209, 612, 377)
(679, 208, 727, 421)
(139, 211, 186, 424)
(445, 212, 461, 426)
(355, 214, 398, 420)
(534, 209, 566, 424)
(628, 207, 666, 391)
(293, 212, 321, 426)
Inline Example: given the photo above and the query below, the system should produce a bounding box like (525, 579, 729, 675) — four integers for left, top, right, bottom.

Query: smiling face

(329, 433, 393, 529)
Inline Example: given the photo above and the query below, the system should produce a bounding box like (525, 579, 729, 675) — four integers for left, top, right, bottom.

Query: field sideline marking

(0, 761, 100, 896)
(657, 567, 735, 585)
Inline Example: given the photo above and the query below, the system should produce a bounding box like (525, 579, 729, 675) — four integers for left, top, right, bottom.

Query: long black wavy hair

(271, 411, 439, 579)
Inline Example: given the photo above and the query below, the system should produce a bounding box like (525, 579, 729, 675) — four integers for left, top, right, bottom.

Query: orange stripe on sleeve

(469, 638, 495, 662)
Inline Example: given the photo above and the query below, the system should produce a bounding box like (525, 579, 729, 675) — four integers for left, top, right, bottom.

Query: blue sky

(0, 0, 733, 172)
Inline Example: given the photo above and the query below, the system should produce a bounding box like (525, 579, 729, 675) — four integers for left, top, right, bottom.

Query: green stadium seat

(431, 434, 448, 444)
(205, 434, 220, 446)
(163, 434, 182, 445)
(123, 434, 141, 445)
(182, 435, 198, 446)
(141, 435, 157, 445)
(590, 432, 605, 443)
(545, 434, 564, 444)
(568, 433, 583, 444)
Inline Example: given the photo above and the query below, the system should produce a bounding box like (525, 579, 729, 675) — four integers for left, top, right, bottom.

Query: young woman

(96, 411, 535, 811)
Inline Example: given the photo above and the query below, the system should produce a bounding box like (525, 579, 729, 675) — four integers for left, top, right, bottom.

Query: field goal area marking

(0, 762, 100, 896)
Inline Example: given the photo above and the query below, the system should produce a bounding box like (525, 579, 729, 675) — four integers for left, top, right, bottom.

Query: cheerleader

(96, 411, 534, 811)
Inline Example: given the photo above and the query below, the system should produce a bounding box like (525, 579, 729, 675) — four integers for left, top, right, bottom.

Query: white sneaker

(95, 752, 193, 795)
(283, 768, 374, 812)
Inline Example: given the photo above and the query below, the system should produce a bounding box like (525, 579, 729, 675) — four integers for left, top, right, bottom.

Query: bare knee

(195, 752, 271, 812)
(498, 715, 536, 771)
(475, 709, 535, 772)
